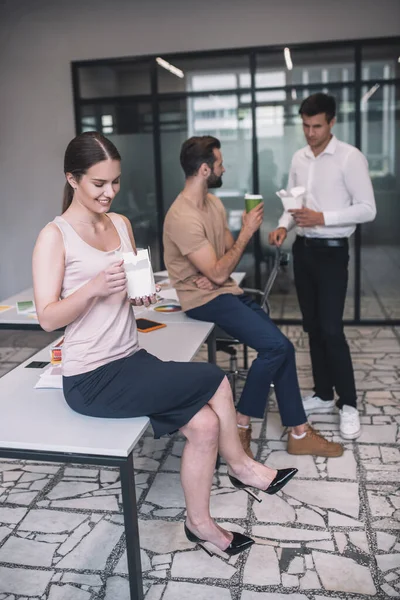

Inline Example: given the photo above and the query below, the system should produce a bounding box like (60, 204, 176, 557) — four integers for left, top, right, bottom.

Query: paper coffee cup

(245, 194, 263, 213)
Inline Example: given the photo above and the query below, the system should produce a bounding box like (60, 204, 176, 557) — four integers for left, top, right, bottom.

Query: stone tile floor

(0, 326, 399, 599)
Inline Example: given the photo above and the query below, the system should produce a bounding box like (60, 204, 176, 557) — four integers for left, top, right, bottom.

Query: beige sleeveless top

(53, 213, 139, 377)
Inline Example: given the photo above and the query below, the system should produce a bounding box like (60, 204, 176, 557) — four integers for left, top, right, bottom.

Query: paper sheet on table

(34, 365, 63, 389)
(16, 300, 36, 315)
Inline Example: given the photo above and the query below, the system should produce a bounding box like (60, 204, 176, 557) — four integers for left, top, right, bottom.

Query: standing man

(269, 93, 376, 440)
(163, 135, 343, 460)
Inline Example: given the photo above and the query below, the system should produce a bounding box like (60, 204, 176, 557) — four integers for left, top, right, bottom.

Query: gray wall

(1, 0, 400, 297)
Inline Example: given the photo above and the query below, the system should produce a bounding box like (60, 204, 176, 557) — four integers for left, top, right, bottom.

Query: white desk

(0, 317, 214, 600)
(0, 272, 246, 329)
(0, 320, 213, 457)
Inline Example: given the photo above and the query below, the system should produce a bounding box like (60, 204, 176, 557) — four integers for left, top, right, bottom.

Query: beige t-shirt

(163, 193, 243, 311)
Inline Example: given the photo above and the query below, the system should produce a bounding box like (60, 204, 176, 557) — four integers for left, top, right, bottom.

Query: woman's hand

(130, 293, 157, 307)
(129, 285, 162, 307)
(90, 260, 127, 298)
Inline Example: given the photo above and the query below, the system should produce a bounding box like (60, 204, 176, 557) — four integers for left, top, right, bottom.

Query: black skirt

(62, 349, 225, 438)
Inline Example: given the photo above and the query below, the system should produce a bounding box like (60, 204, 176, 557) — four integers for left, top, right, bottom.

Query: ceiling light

(291, 89, 297, 100)
(156, 57, 184, 78)
(284, 47, 293, 71)
(361, 83, 380, 104)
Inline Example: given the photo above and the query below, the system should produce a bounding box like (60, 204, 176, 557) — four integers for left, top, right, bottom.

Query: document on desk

(16, 300, 36, 315)
(34, 365, 63, 389)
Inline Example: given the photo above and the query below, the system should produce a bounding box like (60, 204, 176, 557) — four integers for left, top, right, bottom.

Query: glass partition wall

(72, 37, 400, 324)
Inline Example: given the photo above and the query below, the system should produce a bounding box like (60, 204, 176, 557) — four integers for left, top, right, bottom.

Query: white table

(0, 272, 246, 356)
(0, 272, 245, 329)
(0, 318, 214, 600)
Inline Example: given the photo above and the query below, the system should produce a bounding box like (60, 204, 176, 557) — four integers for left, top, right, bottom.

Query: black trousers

(292, 236, 357, 408)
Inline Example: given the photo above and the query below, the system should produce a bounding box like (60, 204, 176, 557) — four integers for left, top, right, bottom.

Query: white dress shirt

(278, 135, 377, 238)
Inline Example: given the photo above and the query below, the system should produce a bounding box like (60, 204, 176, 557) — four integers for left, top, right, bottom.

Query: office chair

(215, 247, 286, 400)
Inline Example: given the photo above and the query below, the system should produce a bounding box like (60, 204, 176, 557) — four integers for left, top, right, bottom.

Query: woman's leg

(179, 377, 293, 551)
(207, 377, 281, 491)
(180, 404, 233, 551)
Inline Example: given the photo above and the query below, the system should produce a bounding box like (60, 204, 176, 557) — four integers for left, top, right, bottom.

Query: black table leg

(207, 327, 216, 364)
(120, 453, 144, 600)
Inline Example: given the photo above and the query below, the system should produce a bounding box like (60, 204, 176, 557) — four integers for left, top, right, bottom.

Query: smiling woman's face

(68, 158, 121, 214)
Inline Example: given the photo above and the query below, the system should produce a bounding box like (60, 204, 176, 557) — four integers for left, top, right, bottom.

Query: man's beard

(207, 171, 223, 189)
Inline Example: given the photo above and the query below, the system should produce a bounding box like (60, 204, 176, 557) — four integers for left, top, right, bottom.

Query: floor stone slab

(296, 507, 325, 528)
(376, 553, 400, 572)
(242, 593, 308, 600)
(0, 536, 58, 567)
(253, 491, 296, 524)
(349, 531, 369, 553)
(47, 584, 91, 600)
(57, 520, 123, 570)
(61, 573, 102, 586)
(313, 551, 377, 595)
(163, 581, 232, 599)
(48, 496, 119, 511)
(327, 450, 357, 480)
(171, 549, 236, 579)
(266, 452, 319, 478)
(253, 525, 331, 542)
(210, 490, 248, 519)
(0, 526, 11, 544)
(46, 481, 99, 500)
(18, 509, 87, 533)
(283, 480, 360, 518)
(138, 520, 190, 554)
(145, 473, 185, 508)
(300, 569, 321, 589)
(104, 576, 130, 600)
(243, 543, 280, 586)
(377, 532, 397, 551)
(358, 425, 397, 444)
(114, 549, 151, 574)
(0, 566, 54, 595)
(327, 512, 364, 527)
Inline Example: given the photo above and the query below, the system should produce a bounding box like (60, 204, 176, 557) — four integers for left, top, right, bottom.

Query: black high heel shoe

(184, 523, 254, 557)
(228, 468, 298, 503)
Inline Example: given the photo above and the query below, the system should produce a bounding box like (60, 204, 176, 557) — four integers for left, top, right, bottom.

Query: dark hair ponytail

(62, 131, 121, 213)
(62, 182, 75, 213)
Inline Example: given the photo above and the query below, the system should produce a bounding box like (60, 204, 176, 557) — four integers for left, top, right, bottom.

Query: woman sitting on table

(32, 131, 297, 557)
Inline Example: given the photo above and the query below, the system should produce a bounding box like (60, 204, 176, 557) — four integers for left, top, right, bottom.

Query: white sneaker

(302, 395, 335, 415)
(339, 405, 361, 440)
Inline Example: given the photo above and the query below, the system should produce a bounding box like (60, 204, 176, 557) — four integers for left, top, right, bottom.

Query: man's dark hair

(180, 136, 221, 178)
(299, 93, 336, 123)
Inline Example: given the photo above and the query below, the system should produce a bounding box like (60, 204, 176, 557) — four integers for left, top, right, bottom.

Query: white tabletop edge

(0, 322, 214, 457)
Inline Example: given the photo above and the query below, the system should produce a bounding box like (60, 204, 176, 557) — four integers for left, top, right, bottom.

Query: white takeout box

(122, 249, 156, 299)
(276, 186, 306, 211)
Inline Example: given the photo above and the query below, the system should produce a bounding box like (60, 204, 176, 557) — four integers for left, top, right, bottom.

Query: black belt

(296, 236, 348, 248)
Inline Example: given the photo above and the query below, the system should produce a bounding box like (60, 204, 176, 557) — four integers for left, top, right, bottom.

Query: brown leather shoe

(287, 424, 344, 457)
(238, 425, 254, 459)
